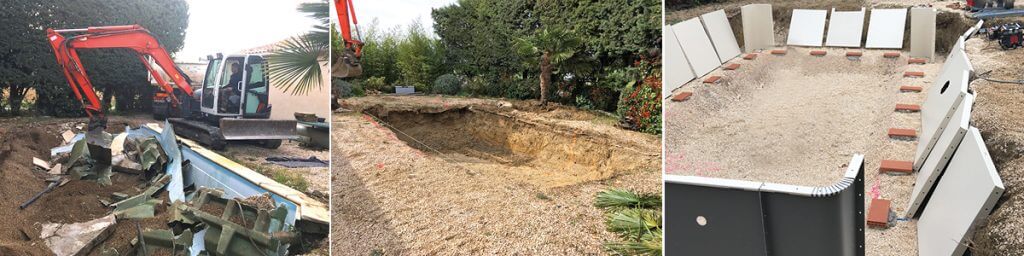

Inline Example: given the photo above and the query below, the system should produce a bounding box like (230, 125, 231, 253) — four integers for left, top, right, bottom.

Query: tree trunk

(101, 88, 113, 113)
(8, 84, 28, 116)
(539, 51, 552, 106)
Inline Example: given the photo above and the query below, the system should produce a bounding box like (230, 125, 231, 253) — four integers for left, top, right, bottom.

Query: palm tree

(268, 0, 330, 95)
(513, 28, 582, 105)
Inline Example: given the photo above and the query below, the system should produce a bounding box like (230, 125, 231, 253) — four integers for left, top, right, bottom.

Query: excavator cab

(199, 54, 271, 118)
(164, 53, 296, 149)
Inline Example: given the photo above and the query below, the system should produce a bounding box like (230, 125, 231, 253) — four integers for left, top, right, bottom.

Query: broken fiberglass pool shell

(21, 121, 328, 255)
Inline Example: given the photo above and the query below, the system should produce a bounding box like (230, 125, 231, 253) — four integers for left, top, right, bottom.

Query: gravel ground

(331, 96, 660, 255)
(664, 46, 942, 255)
(964, 33, 1024, 255)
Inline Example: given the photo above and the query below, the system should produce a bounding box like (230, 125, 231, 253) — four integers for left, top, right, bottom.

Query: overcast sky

(332, 0, 459, 37)
(176, 0, 319, 62)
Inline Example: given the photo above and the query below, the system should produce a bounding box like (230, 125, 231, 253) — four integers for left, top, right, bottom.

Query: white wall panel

(866, 8, 908, 48)
(701, 10, 742, 63)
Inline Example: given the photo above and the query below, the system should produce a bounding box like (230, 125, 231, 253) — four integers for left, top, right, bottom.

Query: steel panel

(662, 25, 696, 96)
(910, 8, 937, 59)
(701, 10, 742, 63)
(825, 8, 866, 47)
(914, 49, 972, 171)
(787, 9, 828, 47)
(742, 4, 775, 52)
(907, 93, 973, 217)
(918, 127, 1004, 256)
(865, 9, 908, 49)
(665, 155, 865, 256)
(672, 18, 721, 77)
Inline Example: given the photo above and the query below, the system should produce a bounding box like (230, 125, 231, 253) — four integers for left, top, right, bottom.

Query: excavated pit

(366, 107, 652, 187)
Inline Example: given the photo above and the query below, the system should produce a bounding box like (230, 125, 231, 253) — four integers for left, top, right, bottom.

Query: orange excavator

(47, 25, 296, 150)
(332, 0, 363, 78)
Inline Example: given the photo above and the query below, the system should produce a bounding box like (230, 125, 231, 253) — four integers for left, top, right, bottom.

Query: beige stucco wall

(267, 60, 331, 121)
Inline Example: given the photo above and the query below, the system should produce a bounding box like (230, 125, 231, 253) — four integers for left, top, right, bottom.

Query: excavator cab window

(218, 57, 245, 114)
(243, 55, 269, 116)
(201, 59, 221, 109)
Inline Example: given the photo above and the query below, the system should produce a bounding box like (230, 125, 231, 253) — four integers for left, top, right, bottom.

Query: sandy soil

(963, 30, 1024, 255)
(0, 116, 170, 255)
(665, 46, 943, 255)
(331, 95, 660, 255)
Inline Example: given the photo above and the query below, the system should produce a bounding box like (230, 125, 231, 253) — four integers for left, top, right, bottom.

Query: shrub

(432, 74, 462, 95)
(332, 78, 364, 98)
(362, 76, 390, 93)
(614, 58, 663, 135)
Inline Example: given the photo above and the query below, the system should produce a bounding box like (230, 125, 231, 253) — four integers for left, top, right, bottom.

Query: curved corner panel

(665, 155, 865, 256)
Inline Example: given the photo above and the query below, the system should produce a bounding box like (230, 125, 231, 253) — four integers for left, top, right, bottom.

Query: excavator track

(166, 118, 228, 150)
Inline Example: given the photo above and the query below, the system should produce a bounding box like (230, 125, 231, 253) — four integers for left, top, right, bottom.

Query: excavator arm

(46, 25, 194, 126)
(332, 0, 364, 78)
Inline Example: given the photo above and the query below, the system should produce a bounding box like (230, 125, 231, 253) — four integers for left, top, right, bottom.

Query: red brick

(908, 58, 927, 64)
(671, 92, 692, 102)
(895, 104, 921, 112)
(888, 128, 918, 139)
(884, 52, 901, 58)
(771, 49, 787, 55)
(867, 198, 892, 229)
(723, 63, 741, 70)
(703, 76, 722, 84)
(880, 160, 914, 174)
(904, 71, 925, 77)
(900, 85, 923, 92)
(810, 50, 827, 56)
(743, 53, 758, 60)
(846, 51, 863, 57)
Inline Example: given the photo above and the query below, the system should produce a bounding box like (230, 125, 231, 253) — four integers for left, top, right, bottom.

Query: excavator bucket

(331, 49, 362, 78)
(218, 119, 298, 140)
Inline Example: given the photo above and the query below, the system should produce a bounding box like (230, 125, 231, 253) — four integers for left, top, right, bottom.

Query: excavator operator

(221, 63, 243, 112)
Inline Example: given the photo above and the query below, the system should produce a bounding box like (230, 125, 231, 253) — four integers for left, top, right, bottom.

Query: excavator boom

(46, 25, 194, 125)
(332, 0, 363, 78)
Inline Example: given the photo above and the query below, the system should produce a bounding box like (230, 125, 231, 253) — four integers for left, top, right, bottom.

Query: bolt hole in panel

(700, 10, 742, 63)
(865, 9, 908, 49)
(907, 93, 973, 217)
(917, 127, 1004, 256)
(825, 8, 866, 47)
(914, 43, 973, 171)
(741, 4, 776, 52)
(787, 9, 828, 47)
(665, 155, 865, 256)
(662, 25, 697, 97)
(671, 18, 722, 78)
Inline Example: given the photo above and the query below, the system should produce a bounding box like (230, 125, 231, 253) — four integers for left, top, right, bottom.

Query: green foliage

(332, 78, 363, 98)
(269, 0, 329, 95)
(514, 28, 582, 104)
(358, 20, 402, 85)
(431, 0, 660, 111)
(595, 188, 662, 256)
(0, 0, 189, 117)
(396, 21, 446, 92)
(432, 74, 462, 95)
(595, 188, 661, 210)
(362, 76, 390, 93)
(616, 57, 662, 134)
